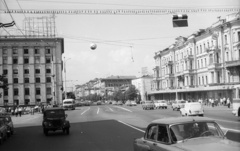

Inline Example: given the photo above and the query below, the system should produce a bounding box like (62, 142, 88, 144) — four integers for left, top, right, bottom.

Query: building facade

(0, 37, 64, 106)
(150, 13, 240, 102)
(132, 75, 153, 101)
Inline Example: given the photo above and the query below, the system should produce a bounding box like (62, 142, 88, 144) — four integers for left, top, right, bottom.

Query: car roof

(44, 107, 64, 111)
(151, 117, 215, 125)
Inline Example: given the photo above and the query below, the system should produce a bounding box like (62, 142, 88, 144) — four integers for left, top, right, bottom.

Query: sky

(1, 0, 240, 87)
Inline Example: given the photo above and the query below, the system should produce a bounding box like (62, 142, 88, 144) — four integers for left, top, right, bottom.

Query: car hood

(173, 137, 240, 151)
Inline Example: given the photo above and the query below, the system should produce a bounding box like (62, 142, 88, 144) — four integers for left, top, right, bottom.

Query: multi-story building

(0, 36, 64, 106)
(132, 75, 153, 101)
(150, 13, 240, 102)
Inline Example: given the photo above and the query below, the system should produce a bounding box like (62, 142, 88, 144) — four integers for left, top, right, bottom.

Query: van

(63, 99, 75, 110)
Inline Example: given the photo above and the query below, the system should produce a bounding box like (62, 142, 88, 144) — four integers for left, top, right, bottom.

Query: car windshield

(45, 110, 65, 118)
(180, 101, 186, 103)
(169, 122, 223, 143)
(161, 101, 166, 103)
(63, 101, 73, 104)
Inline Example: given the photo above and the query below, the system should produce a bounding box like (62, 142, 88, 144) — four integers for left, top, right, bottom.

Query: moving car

(0, 115, 14, 137)
(180, 102, 204, 116)
(141, 101, 155, 110)
(131, 101, 137, 106)
(133, 117, 240, 151)
(42, 107, 70, 136)
(117, 101, 123, 105)
(125, 101, 132, 106)
(62, 99, 75, 110)
(172, 100, 186, 111)
(0, 119, 7, 144)
(154, 100, 168, 109)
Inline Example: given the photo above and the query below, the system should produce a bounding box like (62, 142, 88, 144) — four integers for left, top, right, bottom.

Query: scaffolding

(23, 14, 56, 37)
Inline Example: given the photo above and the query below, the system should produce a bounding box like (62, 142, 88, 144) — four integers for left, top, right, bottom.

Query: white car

(180, 102, 204, 116)
(130, 101, 137, 106)
(153, 100, 167, 109)
(172, 100, 186, 111)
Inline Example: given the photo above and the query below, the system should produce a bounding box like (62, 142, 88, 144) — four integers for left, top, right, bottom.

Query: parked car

(0, 115, 14, 137)
(42, 107, 70, 136)
(172, 100, 186, 110)
(96, 101, 102, 105)
(180, 102, 204, 116)
(117, 101, 123, 105)
(0, 119, 8, 144)
(133, 116, 240, 151)
(125, 101, 132, 106)
(154, 100, 168, 109)
(141, 101, 155, 110)
(112, 101, 118, 105)
(130, 101, 137, 106)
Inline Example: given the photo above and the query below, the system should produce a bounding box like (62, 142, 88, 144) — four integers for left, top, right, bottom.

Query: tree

(125, 85, 138, 101)
(66, 92, 76, 99)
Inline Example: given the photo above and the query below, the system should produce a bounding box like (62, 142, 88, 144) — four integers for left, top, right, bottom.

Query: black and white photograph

(0, 0, 240, 150)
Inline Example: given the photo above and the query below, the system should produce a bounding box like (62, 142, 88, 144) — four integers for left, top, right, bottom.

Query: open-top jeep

(42, 107, 70, 136)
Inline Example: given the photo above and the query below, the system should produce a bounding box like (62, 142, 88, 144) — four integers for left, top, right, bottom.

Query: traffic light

(172, 14, 188, 27)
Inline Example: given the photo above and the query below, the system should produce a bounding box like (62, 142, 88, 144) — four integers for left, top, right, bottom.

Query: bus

(62, 99, 75, 110)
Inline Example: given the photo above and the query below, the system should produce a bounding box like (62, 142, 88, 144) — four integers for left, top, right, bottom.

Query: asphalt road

(0, 104, 239, 151)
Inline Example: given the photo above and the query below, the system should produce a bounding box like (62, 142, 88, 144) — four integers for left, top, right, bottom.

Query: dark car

(42, 107, 70, 136)
(0, 115, 14, 137)
(0, 119, 7, 145)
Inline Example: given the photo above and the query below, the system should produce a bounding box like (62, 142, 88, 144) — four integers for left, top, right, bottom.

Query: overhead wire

(2, 0, 26, 37)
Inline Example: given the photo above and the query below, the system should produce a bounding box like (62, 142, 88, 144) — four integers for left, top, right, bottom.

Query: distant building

(132, 75, 153, 101)
(0, 36, 64, 106)
(150, 13, 240, 102)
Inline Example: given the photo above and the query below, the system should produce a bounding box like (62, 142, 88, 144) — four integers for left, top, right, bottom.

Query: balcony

(167, 61, 173, 65)
(165, 73, 174, 78)
(183, 68, 194, 74)
(184, 54, 194, 60)
(225, 60, 240, 68)
(206, 46, 220, 53)
(208, 62, 222, 70)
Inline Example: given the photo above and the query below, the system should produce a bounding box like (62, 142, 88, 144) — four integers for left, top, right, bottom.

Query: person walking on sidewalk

(18, 107, 22, 117)
(227, 98, 231, 108)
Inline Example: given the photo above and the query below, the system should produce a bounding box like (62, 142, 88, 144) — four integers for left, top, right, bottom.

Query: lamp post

(64, 57, 71, 100)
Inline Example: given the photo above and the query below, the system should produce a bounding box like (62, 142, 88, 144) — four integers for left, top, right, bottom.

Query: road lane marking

(113, 106, 132, 112)
(97, 107, 100, 114)
(107, 106, 113, 112)
(118, 120, 145, 133)
(81, 107, 90, 115)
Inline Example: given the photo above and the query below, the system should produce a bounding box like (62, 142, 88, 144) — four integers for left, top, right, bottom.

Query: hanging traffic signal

(173, 14, 188, 27)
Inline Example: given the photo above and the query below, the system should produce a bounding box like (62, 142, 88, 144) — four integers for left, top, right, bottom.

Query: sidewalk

(203, 105, 232, 111)
(11, 112, 42, 125)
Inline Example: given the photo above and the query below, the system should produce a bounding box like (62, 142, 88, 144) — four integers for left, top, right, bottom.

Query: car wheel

(44, 128, 48, 136)
(66, 128, 70, 135)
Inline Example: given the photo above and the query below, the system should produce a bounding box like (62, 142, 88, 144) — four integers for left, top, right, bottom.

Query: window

(3, 57, 8, 64)
(24, 69, 29, 74)
(24, 57, 29, 64)
(24, 99, 30, 105)
(35, 56, 40, 63)
(4, 89, 8, 96)
(46, 57, 51, 63)
(3, 69, 8, 75)
(36, 88, 41, 95)
(224, 35, 228, 44)
(203, 43, 206, 52)
(13, 57, 18, 64)
(24, 47, 29, 54)
(36, 77, 41, 83)
(24, 78, 29, 83)
(157, 125, 169, 143)
(34, 47, 40, 54)
(46, 77, 51, 83)
(146, 125, 158, 141)
(4, 100, 8, 106)
(25, 88, 30, 95)
(13, 78, 18, 83)
(238, 31, 240, 42)
(45, 47, 51, 54)
(35, 69, 40, 74)
(13, 69, 18, 74)
(14, 100, 19, 106)
(204, 58, 207, 67)
(3, 48, 7, 55)
(47, 87, 51, 95)
(200, 45, 202, 54)
(46, 68, 51, 74)
(14, 88, 19, 95)
(206, 76, 208, 84)
(12, 48, 18, 55)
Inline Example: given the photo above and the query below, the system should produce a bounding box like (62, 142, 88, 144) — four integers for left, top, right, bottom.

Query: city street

(0, 104, 239, 151)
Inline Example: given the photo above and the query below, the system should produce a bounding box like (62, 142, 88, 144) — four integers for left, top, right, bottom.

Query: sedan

(133, 117, 240, 151)
(180, 102, 204, 116)
(0, 119, 8, 144)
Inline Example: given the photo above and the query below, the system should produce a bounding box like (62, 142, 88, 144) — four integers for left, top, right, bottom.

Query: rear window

(45, 110, 65, 117)
(190, 104, 202, 110)
(63, 101, 73, 104)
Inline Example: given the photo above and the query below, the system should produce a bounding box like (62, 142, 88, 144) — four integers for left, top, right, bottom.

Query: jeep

(42, 107, 70, 136)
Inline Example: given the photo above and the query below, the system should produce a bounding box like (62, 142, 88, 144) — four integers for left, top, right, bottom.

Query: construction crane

(0, 8, 240, 15)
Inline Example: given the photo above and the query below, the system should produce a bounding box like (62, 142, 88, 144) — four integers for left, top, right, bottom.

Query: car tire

(66, 128, 70, 135)
(44, 128, 48, 136)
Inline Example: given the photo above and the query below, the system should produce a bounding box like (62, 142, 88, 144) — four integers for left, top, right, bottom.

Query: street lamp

(64, 57, 71, 100)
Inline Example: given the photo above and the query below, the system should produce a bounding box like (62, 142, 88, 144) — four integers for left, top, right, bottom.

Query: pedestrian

(15, 107, 18, 117)
(227, 98, 231, 108)
(18, 107, 22, 117)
